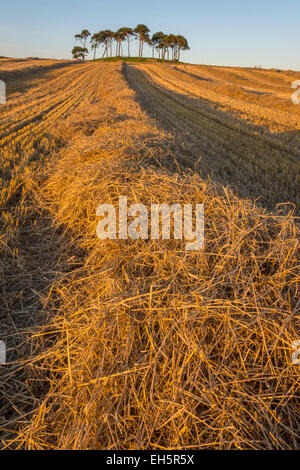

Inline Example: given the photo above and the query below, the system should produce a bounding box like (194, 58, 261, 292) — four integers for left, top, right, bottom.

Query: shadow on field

(123, 63, 300, 215)
(173, 66, 213, 82)
(0, 196, 86, 441)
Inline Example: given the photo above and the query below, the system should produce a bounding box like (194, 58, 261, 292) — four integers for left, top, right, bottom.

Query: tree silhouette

(75, 30, 91, 48)
(98, 30, 115, 58)
(115, 28, 128, 57)
(72, 46, 89, 61)
(176, 35, 189, 61)
(134, 24, 150, 58)
(167, 34, 177, 61)
(106, 30, 115, 58)
(119, 27, 135, 57)
(151, 32, 164, 59)
(90, 33, 102, 60)
(159, 35, 170, 61)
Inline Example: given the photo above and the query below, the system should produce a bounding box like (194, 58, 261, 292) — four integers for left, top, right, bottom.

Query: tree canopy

(72, 46, 89, 61)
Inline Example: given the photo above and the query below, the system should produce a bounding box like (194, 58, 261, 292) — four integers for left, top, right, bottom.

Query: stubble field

(0, 58, 299, 450)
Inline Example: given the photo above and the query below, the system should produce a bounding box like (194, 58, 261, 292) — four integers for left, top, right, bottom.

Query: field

(0, 58, 299, 450)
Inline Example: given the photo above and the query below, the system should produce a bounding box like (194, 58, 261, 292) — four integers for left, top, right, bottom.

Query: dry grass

(0, 62, 299, 450)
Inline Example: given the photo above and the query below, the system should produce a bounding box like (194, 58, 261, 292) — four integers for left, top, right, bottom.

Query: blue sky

(1, 0, 299, 69)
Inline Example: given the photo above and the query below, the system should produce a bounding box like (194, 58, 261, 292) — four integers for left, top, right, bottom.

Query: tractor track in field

(0, 64, 100, 149)
(0, 63, 105, 207)
(0, 63, 107, 439)
(124, 64, 300, 212)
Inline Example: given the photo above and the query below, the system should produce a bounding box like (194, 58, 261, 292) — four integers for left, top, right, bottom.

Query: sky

(0, 0, 299, 70)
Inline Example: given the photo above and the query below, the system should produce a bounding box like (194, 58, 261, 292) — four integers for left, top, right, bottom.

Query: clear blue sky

(1, 0, 299, 69)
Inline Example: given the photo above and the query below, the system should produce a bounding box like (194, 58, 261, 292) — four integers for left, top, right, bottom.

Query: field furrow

(0, 63, 104, 210)
(0, 65, 97, 146)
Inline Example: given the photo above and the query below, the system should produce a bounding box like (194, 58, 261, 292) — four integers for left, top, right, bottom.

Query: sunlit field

(0, 58, 299, 450)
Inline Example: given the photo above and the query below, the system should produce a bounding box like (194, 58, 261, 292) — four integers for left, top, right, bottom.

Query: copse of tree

(72, 26, 189, 61)
(153, 33, 189, 62)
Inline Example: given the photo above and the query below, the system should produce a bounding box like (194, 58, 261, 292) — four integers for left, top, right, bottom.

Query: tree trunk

(128, 37, 130, 57)
(93, 47, 96, 60)
(139, 34, 142, 58)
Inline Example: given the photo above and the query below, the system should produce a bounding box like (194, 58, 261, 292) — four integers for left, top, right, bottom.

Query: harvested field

(0, 61, 299, 450)
(125, 63, 300, 211)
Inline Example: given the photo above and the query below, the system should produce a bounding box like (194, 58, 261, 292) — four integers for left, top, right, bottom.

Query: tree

(157, 35, 170, 61)
(151, 32, 164, 59)
(176, 35, 189, 61)
(75, 29, 91, 48)
(134, 24, 150, 58)
(90, 33, 102, 60)
(72, 46, 89, 61)
(101, 30, 110, 58)
(156, 36, 165, 61)
(167, 34, 177, 61)
(105, 30, 115, 58)
(115, 28, 128, 57)
(97, 30, 115, 58)
(118, 27, 135, 57)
